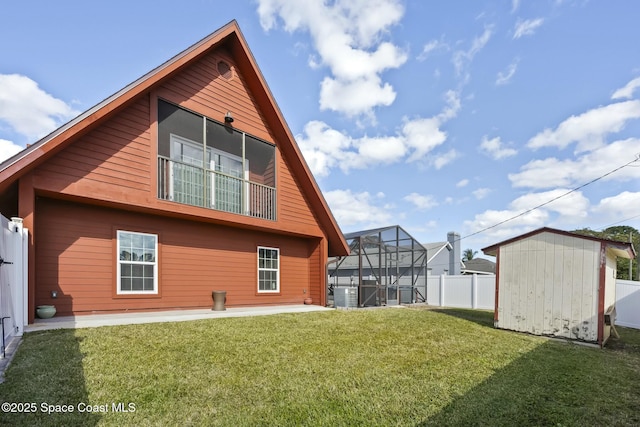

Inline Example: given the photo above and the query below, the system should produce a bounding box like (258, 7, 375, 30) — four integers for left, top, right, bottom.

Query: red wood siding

(34, 97, 151, 201)
(35, 197, 318, 316)
(308, 238, 324, 305)
(278, 153, 322, 231)
(156, 48, 273, 142)
(29, 45, 325, 240)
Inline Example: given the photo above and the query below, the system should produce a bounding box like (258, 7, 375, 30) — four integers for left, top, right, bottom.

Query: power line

(596, 213, 640, 231)
(458, 155, 640, 242)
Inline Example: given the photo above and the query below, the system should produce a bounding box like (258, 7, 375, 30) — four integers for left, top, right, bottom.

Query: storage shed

(482, 227, 635, 346)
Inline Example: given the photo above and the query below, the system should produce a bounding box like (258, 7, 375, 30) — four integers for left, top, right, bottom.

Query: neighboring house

(423, 231, 462, 276)
(423, 241, 451, 276)
(0, 21, 349, 323)
(461, 258, 496, 275)
(482, 227, 635, 347)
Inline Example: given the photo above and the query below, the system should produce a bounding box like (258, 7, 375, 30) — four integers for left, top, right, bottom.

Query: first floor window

(258, 246, 279, 292)
(117, 230, 158, 294)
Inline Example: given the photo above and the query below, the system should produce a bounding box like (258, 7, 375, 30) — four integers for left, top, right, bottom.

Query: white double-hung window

(117, 230, 158, 294)
(258, 246, 279, 292)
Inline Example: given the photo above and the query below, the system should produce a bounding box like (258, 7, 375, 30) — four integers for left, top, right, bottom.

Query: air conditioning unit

(334, 287, 358, 308)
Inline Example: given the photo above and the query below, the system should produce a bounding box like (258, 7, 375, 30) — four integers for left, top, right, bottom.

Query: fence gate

(0, 215, 27, 357)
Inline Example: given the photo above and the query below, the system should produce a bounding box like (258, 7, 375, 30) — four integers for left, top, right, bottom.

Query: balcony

(158, 156, 276, 221)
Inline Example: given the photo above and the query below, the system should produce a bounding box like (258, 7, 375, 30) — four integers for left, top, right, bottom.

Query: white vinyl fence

(426, 274, 640, 330)
(616, 280, 640, 329)
(0, 215, 28, 357)
(427, 274, 496, 310)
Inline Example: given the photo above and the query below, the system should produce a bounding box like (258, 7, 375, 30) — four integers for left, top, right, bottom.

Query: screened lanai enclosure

(328, 226, 428, 307)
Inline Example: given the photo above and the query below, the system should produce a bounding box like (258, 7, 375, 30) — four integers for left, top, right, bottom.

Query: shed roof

(0, 20, 349, 257)
(482, 227, 635, 259)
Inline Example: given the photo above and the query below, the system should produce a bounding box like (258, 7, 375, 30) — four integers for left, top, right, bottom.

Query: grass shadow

(427, 307, 495, 328)
(605, 326, 640, 354)
(418, 328, 640, 426)
(0, 329, 101, 426)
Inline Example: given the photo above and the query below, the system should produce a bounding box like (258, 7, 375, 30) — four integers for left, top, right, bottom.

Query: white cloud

(496, 60, 518, 85)
(464, 190, 589, 244)
(0, 74, 79, 140)
(592, 191, 640, 222)
(510, 138, 640, 189)
(403, 193, 438, 210)
(402, 117, 447, 162)
(452, 26, 493, 76)
(297, 91, 461, 176)
(510, 189, 589, 219)
(0, 139, 24, 162)
(357, 135, 407, 163)
(473, 188, 491, 200)
(513, 18, 544, 39)
(257, 0, 407, 117)
(527, 100, 640, 153)
(432, 149, 459, 169)
(511, 0, 521, 13)
(296, 121, 353, 177)
(456, 179, 469, 188)
(319, 75, 397, 117)
(464, 208, 549, 244)
(611, 77, 640, 100)
(439, 89, 462, 121)
(480, 135, 517, 159)
(324, 189, 394, 228)
(417, 39, 448, 61)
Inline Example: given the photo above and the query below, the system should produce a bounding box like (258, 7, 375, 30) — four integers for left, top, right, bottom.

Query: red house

(0, 21, 349, 323)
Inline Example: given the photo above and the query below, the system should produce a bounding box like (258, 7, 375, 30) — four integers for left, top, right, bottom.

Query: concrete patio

(25, 304, 333, 332)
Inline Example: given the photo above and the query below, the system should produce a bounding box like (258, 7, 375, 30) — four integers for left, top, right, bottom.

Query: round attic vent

(217, 61, 233, 80)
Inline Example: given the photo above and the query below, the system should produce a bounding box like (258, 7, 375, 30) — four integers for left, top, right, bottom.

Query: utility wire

(596, 213, 640, 231)
(457, 155, 640, 243)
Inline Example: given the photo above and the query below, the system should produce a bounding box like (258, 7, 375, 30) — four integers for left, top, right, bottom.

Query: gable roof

(0, 20, 349, 257)
(482, 227, 635, 259)
(462, 258, 496, 274)
(422, 241, 451, 263)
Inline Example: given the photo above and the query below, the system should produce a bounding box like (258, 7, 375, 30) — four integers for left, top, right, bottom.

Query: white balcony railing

(158, 156, 276, 221)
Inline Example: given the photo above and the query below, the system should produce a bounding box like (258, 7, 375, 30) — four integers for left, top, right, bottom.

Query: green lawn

(1, 307, 639, 426)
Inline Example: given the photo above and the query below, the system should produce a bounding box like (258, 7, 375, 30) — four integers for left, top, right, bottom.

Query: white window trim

(117, 230, 158, 295)
(257, 246, 280, 293)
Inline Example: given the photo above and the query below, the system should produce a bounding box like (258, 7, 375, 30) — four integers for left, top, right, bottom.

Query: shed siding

(604, 251, 617, 310)
(35, 198, 315, 316)
(497, 231, 599, 341)
(602, 251, 618, 344)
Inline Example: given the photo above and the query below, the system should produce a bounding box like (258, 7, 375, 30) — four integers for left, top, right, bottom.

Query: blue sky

(1, 0, 639, 255)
